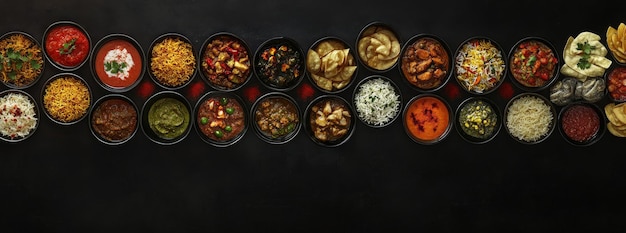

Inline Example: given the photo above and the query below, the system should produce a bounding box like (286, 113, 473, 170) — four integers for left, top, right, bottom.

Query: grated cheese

(354, 78, 400, 126)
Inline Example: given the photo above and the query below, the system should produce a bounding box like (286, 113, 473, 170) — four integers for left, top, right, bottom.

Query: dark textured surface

(1, 0, 626, 232)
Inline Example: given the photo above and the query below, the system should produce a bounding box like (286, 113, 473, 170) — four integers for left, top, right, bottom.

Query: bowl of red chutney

(43, 21, 91, 71)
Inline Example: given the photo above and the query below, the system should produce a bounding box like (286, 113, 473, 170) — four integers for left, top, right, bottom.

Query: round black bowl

(503, 92, 556, 144)
(304, 94, 356, 147)
(148, 32, 197, 90)
(89, 94, 139, 145)
(0, 89, 39, 143)
(0, 31, 45, 89)
(399, 33, 453, 93)
(43, 20, 92, 71)
(253, 37, 305, 92)
(454, 36, 507, 95)
(198, 32, 252, 92)
(455, 96, 502, 144)
(558, 101, 605, 146)
(402, 93, 453, 145)
(306, 36, 358, 94)
(352, 75, 402, 128)
(193, 91, 248, 147)
(41, 72, 92, 126)
(140, 90, 193, 145)
(355, 21, 401, 73)
(508, 36, 560, 92)
(250, 92, 301, 144)
(90, 33, 145, 93)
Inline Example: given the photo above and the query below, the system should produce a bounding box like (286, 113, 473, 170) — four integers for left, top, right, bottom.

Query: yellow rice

(43, 76, 90, 123)
(150, 37, 195, 87)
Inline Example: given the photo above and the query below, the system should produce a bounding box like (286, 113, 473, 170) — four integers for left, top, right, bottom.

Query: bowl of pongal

(352, 75, 402, 128)
(0, 89, 39, 143)
(41, 73, 92, 125)
(148, 32, 197, 90)
(194, 91, 248, 147)
(0, 31, 45, 89)
(504, 93, 556, 144)
(251, 92, 301, 144)
(304, 95, 355, 147)
(356, 22, 401, 73)
(253, 37, 305, 92)
(402, 94, 453, 145)
(454, 36, 507, 95)
(399, 33, 452, 92)
(455, 97, 501, 144)
(89, 94, 139, 145)
(141, 90, 192, 145)
(306, 36, 358, 93)
(199, 32, 252, 91)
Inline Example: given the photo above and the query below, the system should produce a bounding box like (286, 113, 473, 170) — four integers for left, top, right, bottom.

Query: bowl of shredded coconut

(0, 89, 39, 142)
(352, 75, 402, 128)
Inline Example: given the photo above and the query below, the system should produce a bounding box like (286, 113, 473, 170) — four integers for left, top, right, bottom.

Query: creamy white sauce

(103, 48, 134, 80)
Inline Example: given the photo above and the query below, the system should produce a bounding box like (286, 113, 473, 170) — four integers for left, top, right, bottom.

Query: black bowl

(455, 96, 501, 144)
(140, 91, 192, 145)
(199, 32, 252, 92)
(43, 20, 92, 71)
(503, 93, 556, 144)
(402, 93, 453, 145)
(558, 101, 605, 146)
(148, 32, 197, 90)
(250, 92, 301, 144)
(306, 36, 358, 94)
(352, 75, 402, 128)
(193, 91, 248, 147)
(89, 94, 139, 145)
(0, 89, 39, 143)
(605, 64, 626, 102)
(41, 73, 92, 126)
(0, 31, 45, 89)
(304, 94, 356, 147)
(399, 33, 453, 92)
(355, 21, 401, 73)
(90, 33, 145, 93)
(508, 36, 560, 92)
(454, 36, 507, 95)
(253, 37, 305, 92)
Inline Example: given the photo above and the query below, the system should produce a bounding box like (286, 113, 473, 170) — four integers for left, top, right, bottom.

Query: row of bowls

(0, 73, 605, 147)
(5, 21, 624, 101)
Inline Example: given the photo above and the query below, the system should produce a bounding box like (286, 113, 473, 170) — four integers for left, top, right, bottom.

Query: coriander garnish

(59, 38, 77, 55)
(104, 61, 127, 74)
(576, 41, 596, 70)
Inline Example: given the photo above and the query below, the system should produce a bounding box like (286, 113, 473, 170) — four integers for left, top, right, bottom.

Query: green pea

(225, 125, 232, 132)
(225, 107, 234, 115)
(200, 117, 208, 125)
(214, 130, 223, 138)
(220, 97, 228, 105)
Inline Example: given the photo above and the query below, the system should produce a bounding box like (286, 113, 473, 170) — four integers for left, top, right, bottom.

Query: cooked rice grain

(150, 37, 195, 87)
(43, 76, 90, 123)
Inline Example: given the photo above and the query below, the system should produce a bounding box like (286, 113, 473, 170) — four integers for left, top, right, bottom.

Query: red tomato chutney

(45, 24, 90, 68)
(607, 66, 626, 101)
(405, 96, 450, 142)
(94, 39, 142, 89)
(510, 40, 558, 88)
(561, 104, 600, 143)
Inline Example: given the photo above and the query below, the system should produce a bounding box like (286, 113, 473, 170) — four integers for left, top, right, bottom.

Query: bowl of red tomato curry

(43, 21, 91, 71)
(508, 37, 560, 92)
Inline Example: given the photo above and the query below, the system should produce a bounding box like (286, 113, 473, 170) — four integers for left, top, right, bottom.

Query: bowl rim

(352, 74, 403, 128)
(41, 72, 92, 126)
(557, 101, 606, 146)
(305, 36, 358, 94)
(147, 32, 197, 90)
(193, 90, 249, 147)
(197, 31, 252, 92)
(503, 92, 556, 144)
(253, 36, 305, 92)
(507, 36, 560, 92)
(355, 21, 401, 73)
(88, 93, 139, 145)
(90, 33, 146, 93)
(398, 33, 453, 93)
(402, 93, 453, 145)
(0, 89, 39, 143)
(140, 90, 193, 145)
(42, 20, 92, 71)
(453, 35, 508, 95)
(0, 31, 45, 90)
(454, 96, 502, 144)
(250, 91, 302, 144)
(304, 94, 356, 147)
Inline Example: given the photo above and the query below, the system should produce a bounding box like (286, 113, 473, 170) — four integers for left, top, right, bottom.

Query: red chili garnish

(188, 81, 206, 100)
(243, 85, 261, 103)
(137, 81, 155, 99)
(498, 82, 515, 99)
(297, 83, 315, 101)
(206, 58, 214, 69)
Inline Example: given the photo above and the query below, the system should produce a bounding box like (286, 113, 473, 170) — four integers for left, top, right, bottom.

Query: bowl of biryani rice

(0, 89, 39, 142)
(504, 92, 556, 144)
(42, 73, 92, 125)
(454, 36, 507, 95)
(148, 32, 196, 90)
(0, 31, 45, 89)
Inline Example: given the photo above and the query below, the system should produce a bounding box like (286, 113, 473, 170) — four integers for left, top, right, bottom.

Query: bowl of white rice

(0, 89, 39, 142)
(503, 92, 556, 144)
(352, 75, 402, 128)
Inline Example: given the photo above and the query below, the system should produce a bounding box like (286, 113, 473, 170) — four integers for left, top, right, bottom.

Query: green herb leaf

(575, 42, 597, 70)
(59, 38, 77, 55)
(104, 61, 127, 74)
